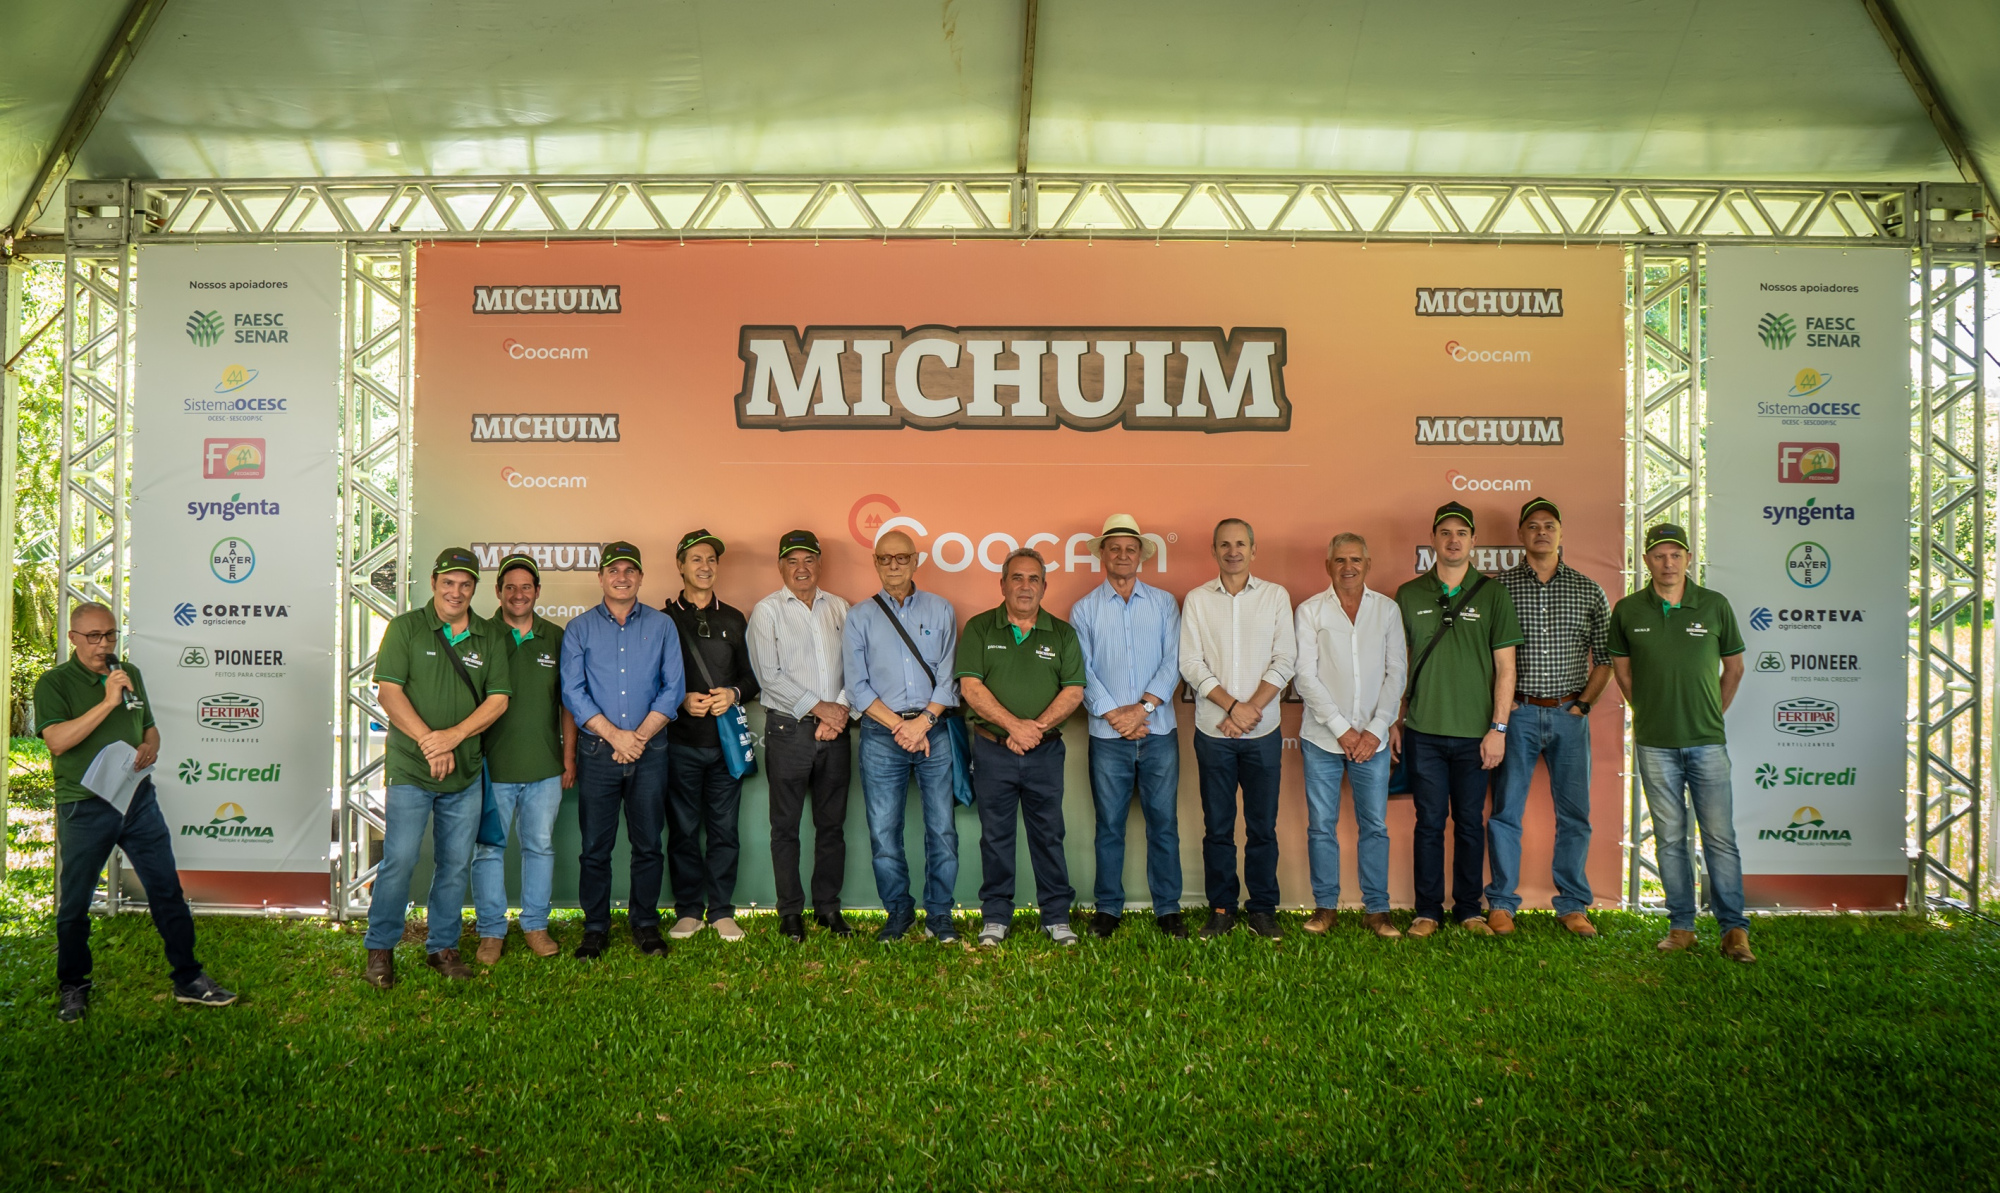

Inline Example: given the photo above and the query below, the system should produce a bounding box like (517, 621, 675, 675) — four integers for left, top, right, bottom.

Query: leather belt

(973, 724, 1008, 744)
(1515, 691, 1581, 707)
(897, 709, 928, 720)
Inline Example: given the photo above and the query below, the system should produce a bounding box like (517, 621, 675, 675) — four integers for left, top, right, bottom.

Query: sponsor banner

(130, 244, 339, 880)
(414, 240, 1625, 909)
(1706, 247, 1907, 902)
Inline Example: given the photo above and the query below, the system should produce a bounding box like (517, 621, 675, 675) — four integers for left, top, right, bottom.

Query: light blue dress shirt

(1069, 579, 1181, 739)
(559, 601, 686, 735)
(844, 587, 960, 713)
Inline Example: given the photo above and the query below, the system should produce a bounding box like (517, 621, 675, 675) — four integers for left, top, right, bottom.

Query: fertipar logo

(1414, 288, 1563, 317)
(186, 310, 224, 347)
(469, 413, 620, 442)
(473, 285, 622, 314)
(178, 797, 276, 842)
(1414, 417, 1563, 446)
(735, 326, 1290, 432)
(1773, 696, 1839, 737)
(1758, 313, 1797, 349)
(1757, 804, 1853, 846)
(195, 692, 263, 733)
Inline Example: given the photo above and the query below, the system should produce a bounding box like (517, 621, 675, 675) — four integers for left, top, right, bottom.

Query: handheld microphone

(108, 660, 141, 709)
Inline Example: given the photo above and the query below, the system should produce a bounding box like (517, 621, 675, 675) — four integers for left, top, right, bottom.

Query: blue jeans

(54, 779, 202, 987)
(470, 775, 564, 936)
(1300, 741, 1393, 912)
(1405, 728, 1488, 924)
(1636, 744, 1749, 932)
(1192, 732, 1282, 914)
(860, 719, 960, 923)
(1087, 733, 1182, 918)
(1487, 702, 1594, 916)
(365, 782, 479, 952)
(576, 733, 670, 934)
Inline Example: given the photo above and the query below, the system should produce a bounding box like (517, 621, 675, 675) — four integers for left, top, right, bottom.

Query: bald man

(843, 530, 964, 942)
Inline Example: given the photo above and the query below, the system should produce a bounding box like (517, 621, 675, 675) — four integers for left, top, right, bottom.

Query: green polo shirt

(373, 602, 513, 792)
(954, 604, 1086, 734)
(34, 657, 156, 805)
(1395, 569, 1525, 739)
(1606, 581, 1745, 748)
(485, 614, 565, 784)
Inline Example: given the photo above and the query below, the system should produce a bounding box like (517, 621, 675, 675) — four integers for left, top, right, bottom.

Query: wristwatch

(1574, 700, 1592, 715)
(1491, 721, 1509, 733)
(1141, 699, 1159, 714)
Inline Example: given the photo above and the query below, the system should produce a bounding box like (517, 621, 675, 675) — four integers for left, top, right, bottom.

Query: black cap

(496, 552, 540, 583)
(432, 546, 480, 578)
(601, 541, 643, 569)
(1518, 496, 1562, 524)
(777, 529, 822, 557)
(1432, 501, 1475, 533)
(676, 529, 725, 560)
(1644, 523, 1691, 552)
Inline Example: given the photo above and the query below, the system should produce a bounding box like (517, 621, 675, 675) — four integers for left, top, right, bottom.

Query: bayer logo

(1749, 607, 1773, 632)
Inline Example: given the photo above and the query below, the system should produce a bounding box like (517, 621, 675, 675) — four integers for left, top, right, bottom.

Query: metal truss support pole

(1626, 244, 1704, 910)
(335, 243, 414, 922)
(1911, 183, 1987, 909)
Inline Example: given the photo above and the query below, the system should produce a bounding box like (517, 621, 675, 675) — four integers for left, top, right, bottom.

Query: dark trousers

(764, 713, 851, 917)
(1405, 728, 1489, 924)
(1192, 731, 1283, 914)
(666, 742, 744, 921)
(576, 733, 669, 934)
(973, 733, 1073, 925)
(54, 779, 201, 988)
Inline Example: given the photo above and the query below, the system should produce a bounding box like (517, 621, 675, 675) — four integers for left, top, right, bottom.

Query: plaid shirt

(1496, 559, 1610, 699)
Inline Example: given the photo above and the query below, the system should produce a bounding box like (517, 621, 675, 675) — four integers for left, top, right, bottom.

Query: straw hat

(1088, 513, 1158, 562)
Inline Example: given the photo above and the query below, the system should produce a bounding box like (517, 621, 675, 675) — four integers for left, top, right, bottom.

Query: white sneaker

(712, 916, 745, 942)
(977, 920, 1009, 948)
(668, 916, 704, 940)
(1043, 922, 1080, 948)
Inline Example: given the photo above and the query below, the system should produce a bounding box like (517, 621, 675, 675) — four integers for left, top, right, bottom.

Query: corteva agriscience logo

(1414, 288, 1563, 317)
(1756, 804, 1853, 846)
(473, 286, 622, 314)
(173, 602, 290, 627)
(1773, 697, 1840, 737)
(186, 310, 224, 346)
(1758, 313, 1797, 349)
(195, 692, 263, 733)
(734, 326, 1290, 431)
(1414, 417, 1563, 446)
(472, 542, 602, 572)
(178, 799, 275, 842)
(470, 414, 619, 442)
(1753, 763, 1857, 790)
(1748, 606, 1865, 632)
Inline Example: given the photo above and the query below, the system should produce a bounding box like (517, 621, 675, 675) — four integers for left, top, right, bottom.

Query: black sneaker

(574, 930, 609, 959)
(1091, 912, 1121, 939)
(876, 914, 916, 942)
(57, 983, 89, 1022)
(1156, 912, 1190, 939)
(1201, 909, 1239, 939)
(174, 973, 239, 1007)
(930, 916, 962, 945)
(779, 914, 806, 943)
(815, 911, 854, 938)
(634, 926, 670, 957)
(1244, 911, 1283, 940)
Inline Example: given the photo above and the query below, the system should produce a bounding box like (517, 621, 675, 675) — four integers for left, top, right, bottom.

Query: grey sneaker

(668, 916, 705, 940)
(1043, 921, 1080, 948)
(173, 973, 238, 1007)
(977, 920, 1010, 948)
(58, 983, 89, 1022)
(711, 916, 745, 943)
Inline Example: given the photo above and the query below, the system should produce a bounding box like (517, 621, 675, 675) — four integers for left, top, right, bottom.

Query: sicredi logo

(473, 285, 622, 314)
(1777, 442, 1839, 484)
(1444, 341, 1531, 363)
(177, 759, 284, 785)
(472, 542, 602, 572)
(195, 692, 263, 733)
(1414, 417, 1563, 446)
(210, 537, 256, 583)
(1414, 288, 1563, 317)
(501, 466, 586, 489)
(1762, 498, 1854, 527)
(1753, 763, 1857, 790)
(1414, 546, 1525, 573)
(203, 438, 266, 479)
(735, 326, 1290, 432)
(470, 414, 619, 442)
(1773, 696, 1839, 736)
(187, 494, 281, 522)
(1447, 469, 1532, 492)
(503, 338, 589, 360)
(1786, 542, 1832, 588)
(1748, 606, 1865, 632)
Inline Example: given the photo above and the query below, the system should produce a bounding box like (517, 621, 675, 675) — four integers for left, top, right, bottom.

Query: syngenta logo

(1773, 697, 1839, 736)
(1444, 341, 1531, 363)
(187, 493, 281, 522)
(735, 327, 1289, 431)
(1758, 313, 1797, 349)
(472, 542, 602, 572)
(1757, 803, 1853, 845)
(851, 496, 1170, 574)
(502, 338, 589, 360)
(178, 797, 276, 841)
(1414, 288, 1563, 317)
(1753, 763, 1857, 790)
(196, 692, 263, 732)
(1761, 497, 1855, 527)
(470, 414, 620, 442)
(186, 310, 224, 346)
(177, 760, 284, 784)
(1447, 469, 1532, 492)
(501, 466, 586, 489)
(472, 285, 621, 314)
(1414, 417, 1563, 446)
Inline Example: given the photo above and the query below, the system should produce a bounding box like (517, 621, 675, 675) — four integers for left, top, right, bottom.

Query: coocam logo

(1443, 341, 1531, 364)
(1762, 498, 1855, 527)
(1758, 313, 1796, 349)
(1773, 696, 1839, 736)
(196, 693, 263, 733)
(187, 493, 282, 522)
(1748, 606, 1865, 632)
(1777, 442, 1839, 484)
(214, 363, 259, 393)
(186, 310, 224, 347)
(211, 537, 256, 583)
(203, 438, 266, 480)
(1786, 542, 1832, 588)
(177, 759, 284, 785)
(1785, 367, 1832, 397)
(1754, 763, 1857, 789)
(179, 800, 275, 841)
(502, 338, 590, 360)
(1446, 469, 1532, 492)
(850, 496, 1170, 574)
(1755, 805, 1853, 845)
(500, 466, 587, 489)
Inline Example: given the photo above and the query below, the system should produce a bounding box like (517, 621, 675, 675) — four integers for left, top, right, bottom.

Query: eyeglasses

(874, 553, 915, 567)
(73, 629, 119, 645)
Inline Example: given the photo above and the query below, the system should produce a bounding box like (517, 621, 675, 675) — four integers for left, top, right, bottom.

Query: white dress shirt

(1294, 585, 1406, 754)
(1178, 574, 1297, 739)
(747, 587, 851, 719)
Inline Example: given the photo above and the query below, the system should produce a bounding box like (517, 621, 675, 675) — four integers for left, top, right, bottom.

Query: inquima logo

(1757, 804, 1852, 845)
(735, 326, 1289, 431)
(1414, 288, 1563, 317)
(472, 286, 621, 314)
(178, 798, 275, 841)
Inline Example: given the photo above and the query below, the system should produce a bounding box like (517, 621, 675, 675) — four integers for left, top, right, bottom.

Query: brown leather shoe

(522, 929, 559, 957)
(1364, 912, 1402, 939)
(475, 936, 504, 965)
(364, 948, 396, 989)
(1656, 928, 1699, 953)
(1558, 911, 1599, 938)
(1460, 916, 1494, 936)
(1487, 909, 1516, 936)
(425, 948, 474, 980)
(1303, 908, 1339, 935)
(1406, 917, 1439, 938)
(1720, 927, 1757, 963)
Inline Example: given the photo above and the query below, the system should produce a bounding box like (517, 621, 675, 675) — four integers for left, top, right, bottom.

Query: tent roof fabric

(3, 0, 1990, 235)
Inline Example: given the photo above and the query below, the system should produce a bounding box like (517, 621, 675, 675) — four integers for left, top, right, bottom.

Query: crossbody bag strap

(435, 625, 482, 701)
(674, 606, 722, 692)
(872, 593, 939, 692)
(1403, 572, 1488, 702)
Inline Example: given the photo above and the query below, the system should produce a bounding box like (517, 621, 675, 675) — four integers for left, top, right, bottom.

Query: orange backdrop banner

(413, 239, 1628, 912)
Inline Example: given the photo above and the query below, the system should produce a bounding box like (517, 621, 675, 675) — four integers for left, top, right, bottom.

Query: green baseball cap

(496, 552, 540, 583)
(601, 541, 643, 569)
(1432, 501, 1475, 532)
(1518, 496, 1562, 524)
(1644, 523, 1691, 552)
(677, 529, 725, 560)
(777, 529, 822, 557)
(432, 546, 480, 578)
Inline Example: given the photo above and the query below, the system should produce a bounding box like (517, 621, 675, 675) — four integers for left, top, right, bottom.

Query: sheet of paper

(81, 740, 153, 815)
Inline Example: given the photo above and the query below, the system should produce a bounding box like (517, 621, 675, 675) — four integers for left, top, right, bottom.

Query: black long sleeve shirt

(662, 592, 760, 748)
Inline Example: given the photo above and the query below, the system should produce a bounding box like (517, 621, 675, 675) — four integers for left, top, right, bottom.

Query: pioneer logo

(469, 414, 620, 442)
(472, 542, 603, 572)
(735, 326, 1289, 431)
(1415, 417, 1564, 446)
(472, 286, 621, 314)
(1415, 288, 1563, 317)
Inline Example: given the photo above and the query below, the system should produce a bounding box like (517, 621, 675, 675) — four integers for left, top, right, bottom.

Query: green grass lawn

(4, 740, 2000, 1191)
